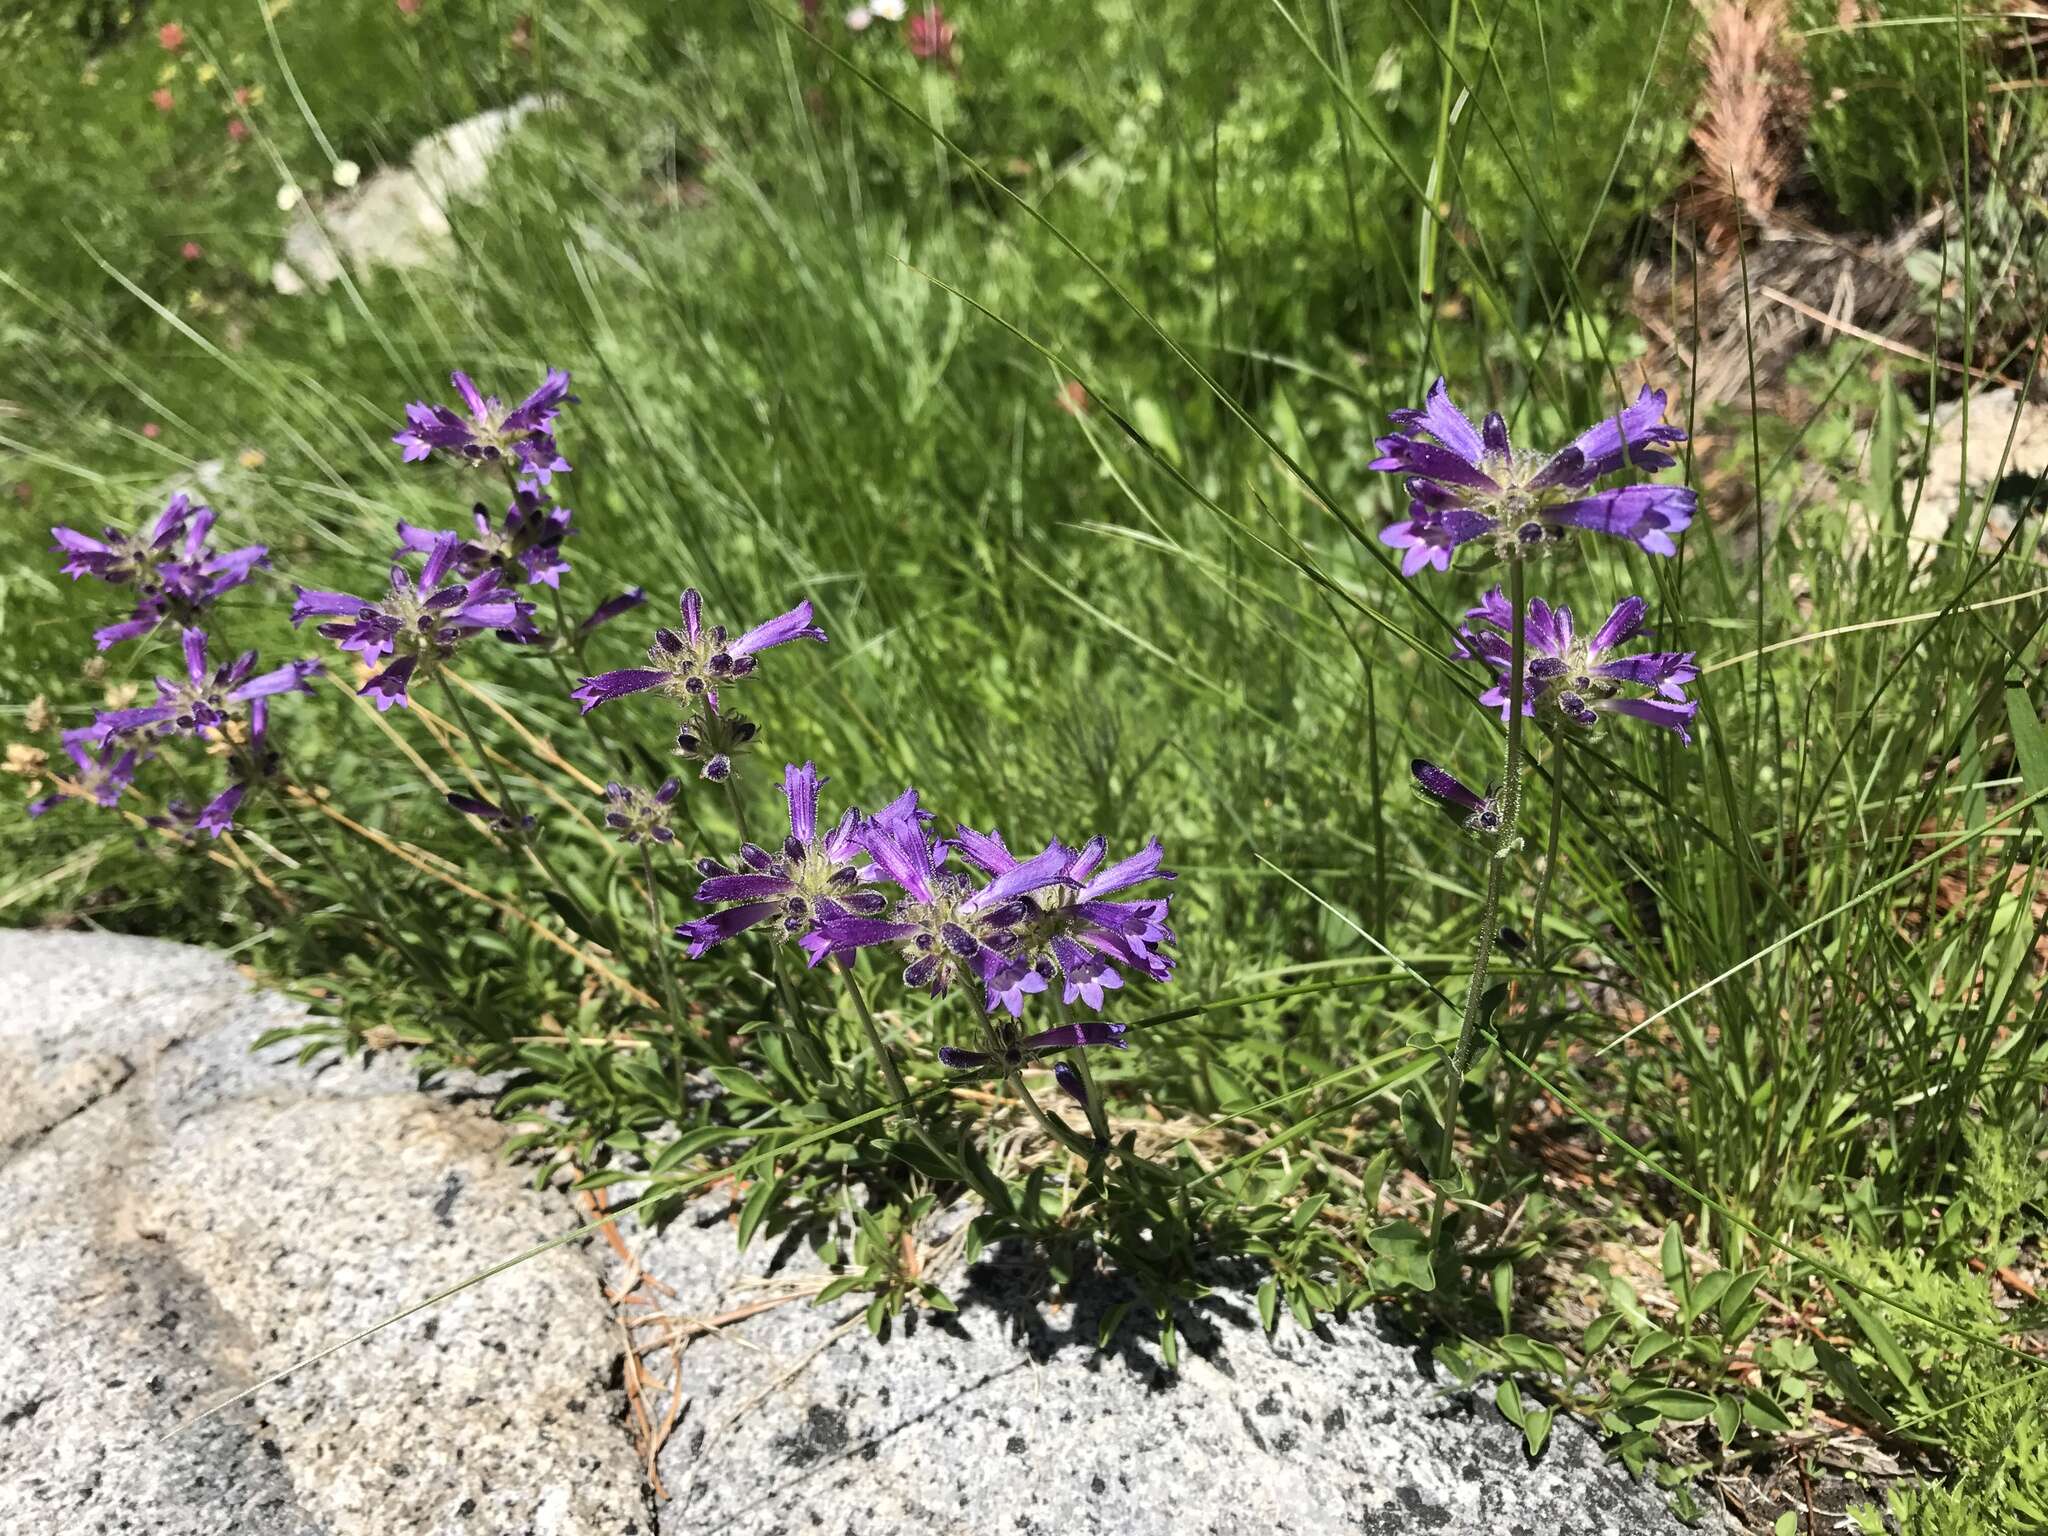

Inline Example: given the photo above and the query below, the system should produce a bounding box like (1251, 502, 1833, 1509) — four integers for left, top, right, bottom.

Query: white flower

(845, 5, 872, 28)
(870, 0, 905, 17)
(275, 183, 302, 212)
(332, 159, 361, 189)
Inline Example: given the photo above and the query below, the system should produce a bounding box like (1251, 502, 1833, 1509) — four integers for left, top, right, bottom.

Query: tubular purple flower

(87, 628, 320, 745)
(54, 493, 270, 648)
(571, 587, 826, 719)
(1455, 589, 1700, 744)
(392, 367, 575, 491)
(397, 488, 576, 589)
(601, 779, 680, 845)
(1370, 378, 1694, 572)
(962, 830, 1177, 1016)
(676, 763, 881, 957)
(1410, 758, 1504, 839)
(290, 532, 537, 711)
(801, 799, 1071, 998)
(447, 792, 536, 832)
(579, 588, 646, 635)
(27, 730, 143, 819)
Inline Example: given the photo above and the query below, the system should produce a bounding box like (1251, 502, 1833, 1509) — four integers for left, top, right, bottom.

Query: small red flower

(906, 5, 955, 66)
(1056, 380, 1089, 416)
(227, 118, 249, 142)
(151, 88, 176, 114)
(158, 21, 187, 51)
(142, 423, 163, 440)
(233, 86, 254, 107)
(181, 241, 204, 262)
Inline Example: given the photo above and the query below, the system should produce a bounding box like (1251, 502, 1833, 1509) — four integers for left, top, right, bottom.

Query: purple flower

(801, 798, 1072, 998)
(397, 488, 575, 590)
(936, 1020, 1129, 1075)
(87, 629, 320, 745)
(673, 711, 759, 784)
(52, 493, 269, 649)
(289, 532, 538, 711)
(579, 588, 646, 635)
(27, 730, 142, 820)
(1370, 378, 1694, 574)
(1410, 758, 1503, 839)
(392, 368, 575, 491)
(1455, 590, 1700, 743)
(447, 791, 536, 832)
(571, 588, 826, 719)
(957, 829, 1177, 1016)
(602, 779, 680, 845)
(677, 763, 885, 956)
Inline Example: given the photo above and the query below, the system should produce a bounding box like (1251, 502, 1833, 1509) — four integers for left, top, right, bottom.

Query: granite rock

(604, 1200, 1724, 1536)
(0, 929, 652, 1536)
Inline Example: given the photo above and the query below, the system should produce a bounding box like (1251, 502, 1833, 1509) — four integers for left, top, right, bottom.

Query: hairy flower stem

(639, 842, 689, 1104)
(1009, 1070, 1100, 1163)
(1431, 557, 1528, 1243)
(1527, 744, 1568, 966)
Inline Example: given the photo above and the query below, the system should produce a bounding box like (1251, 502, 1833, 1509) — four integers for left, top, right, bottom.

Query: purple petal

(1385, 378, 1486, 465)
(1546, 484, 1695, 556)
(1599, 695, 1699, 743)
(1589, 595, 1649, 655)
(1411, 758, 1483, 813)
(938, 1046, 993, 1071)
(781, 762, 822, 845)
(675, 900, 783, 958)
(571, 668, 666, 714)
(1368, 435, 1499, 492)
(1078, 837, 1172, 899)
(359, 655, 418, 711)
(579, 588, 646, 634)
(1564, 387, 1686, 482)
(730, 599, 828, 658)
(1018, 1021, 1129, 1052)
(696, 873, 798, 903)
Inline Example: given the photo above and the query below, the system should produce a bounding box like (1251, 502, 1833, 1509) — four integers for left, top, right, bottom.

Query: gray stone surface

(607, 1201, 1722, 1536)
(0, 929, 652, 1536)
(1, 929, 1722, 1534)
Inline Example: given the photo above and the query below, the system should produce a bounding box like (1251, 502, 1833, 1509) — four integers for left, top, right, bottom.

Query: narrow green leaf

(1257, 1276, 1279, 1334)
(1636, 1387, 1715, 1422)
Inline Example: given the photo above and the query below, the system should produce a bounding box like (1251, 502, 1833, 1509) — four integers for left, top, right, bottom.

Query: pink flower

(142, 423, 163, 440)
(906, 5, 955, 65)
(1056, 380, 1089, 416)
(226, 118, 249, 142)
(233, 86, 253, 106)
(181, 241, 204, 262)
(158, 21, 187, 51)
(397, 0, 422, 13)
(151, 88, 176, 114)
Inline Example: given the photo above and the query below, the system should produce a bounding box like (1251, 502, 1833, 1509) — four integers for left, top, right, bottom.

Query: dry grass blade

(1683, 0, 1810, 254)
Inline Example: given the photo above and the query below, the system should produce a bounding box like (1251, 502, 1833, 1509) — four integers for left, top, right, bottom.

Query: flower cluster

(571, 588, 826, 779)
(393, 369, 574, 493)
(1369, 378, 1702, 758)
(398, 488, 575, 589)
(1374, 379, 1693, 575)
(679, 762, 1176, 1081)
(52, 493, 269, 651)
(603, 779, 681, 845)
(291, 531, 539, 710)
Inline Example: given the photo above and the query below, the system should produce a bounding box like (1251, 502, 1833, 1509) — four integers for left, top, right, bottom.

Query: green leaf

(1495, 1378, 1527, 1428)
(1256, 1276, 1279, 1334)
(1399, 1090, 1443, 1178)
(1811, 1339, 1894, 1428)
(1716, 1270, 1767, 1340)
(1582, 1312, 1623, 1355)
(1521, 1406, 1553, 1457)
(736, 1174, 781, 1250)
(1631, 1329, 1679, 1371)
(1741, 1388, 1797, 1435)
(2005, 680, 2048, 841)
(1097, 1301, 1132, 1352)
(1712, 1394, 1741, 1445)
(1774, 1513, 1799, 1536)
(1833, 1288, 1929, 1409)
(1491, 1263, 1514, 1333)
(1159, 1316, 1180, 1371)
(1683, 1270, 1733, 1327)
(1367, 1219, 1436, 1291)
(1635, 1387, 1715, 1422)
(1660, 1221, 1687, 1291)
